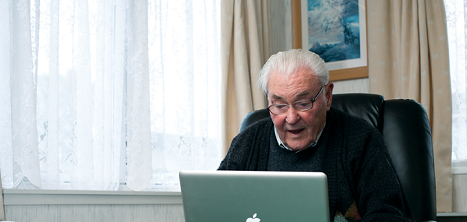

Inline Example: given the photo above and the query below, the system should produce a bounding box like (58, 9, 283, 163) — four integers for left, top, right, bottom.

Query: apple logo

(246, 213, 261, 222)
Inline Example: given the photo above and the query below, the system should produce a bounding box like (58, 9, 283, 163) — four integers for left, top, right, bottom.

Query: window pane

(445, 0, 467, 162)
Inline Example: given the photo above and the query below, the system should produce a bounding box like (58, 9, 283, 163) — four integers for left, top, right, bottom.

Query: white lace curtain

(445, 0, 467, 170)
(0, 0, 221, 191)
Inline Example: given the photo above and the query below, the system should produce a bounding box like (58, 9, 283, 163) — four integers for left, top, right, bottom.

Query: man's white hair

(257, 49, 329, 95)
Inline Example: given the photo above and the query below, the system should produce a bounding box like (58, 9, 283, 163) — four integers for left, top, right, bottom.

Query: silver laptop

(179, 170, 330, 222)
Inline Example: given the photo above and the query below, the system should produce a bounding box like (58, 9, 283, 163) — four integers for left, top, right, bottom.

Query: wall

(4, 190, 185, 222)
(6, 205, 184, 222)
(332, 79, 369, 94)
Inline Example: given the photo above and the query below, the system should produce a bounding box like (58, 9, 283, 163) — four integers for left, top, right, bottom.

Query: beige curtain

(367, 0, 452, 212)
(221, 0, 271, 154)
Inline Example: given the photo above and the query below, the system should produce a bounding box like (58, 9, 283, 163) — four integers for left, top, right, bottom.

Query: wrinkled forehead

(267, 68, 322, 98)
(268, 67, 321, 89)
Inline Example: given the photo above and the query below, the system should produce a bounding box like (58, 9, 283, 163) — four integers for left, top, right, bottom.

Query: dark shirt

(267, 127, 326, 172)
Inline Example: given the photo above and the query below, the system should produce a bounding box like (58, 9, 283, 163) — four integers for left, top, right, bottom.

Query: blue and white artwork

(306, 0, 361, 63)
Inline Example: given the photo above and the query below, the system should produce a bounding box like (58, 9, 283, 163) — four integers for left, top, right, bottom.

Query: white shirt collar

(273, 123, 326, 153)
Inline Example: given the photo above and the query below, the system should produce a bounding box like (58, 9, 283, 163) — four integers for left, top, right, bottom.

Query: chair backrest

(238, 93, 437, 222)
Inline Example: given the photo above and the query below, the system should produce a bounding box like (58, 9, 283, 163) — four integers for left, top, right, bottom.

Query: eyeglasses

(267, 86, 324, 115)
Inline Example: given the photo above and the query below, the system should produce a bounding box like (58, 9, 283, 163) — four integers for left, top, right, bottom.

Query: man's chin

(285, 142, 309, 152)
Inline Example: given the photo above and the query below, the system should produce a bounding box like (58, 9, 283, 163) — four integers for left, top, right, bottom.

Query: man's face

(267, 68, 333, 151)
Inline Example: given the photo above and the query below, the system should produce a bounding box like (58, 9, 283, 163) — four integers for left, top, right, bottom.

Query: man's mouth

(288, 129, 304, 134)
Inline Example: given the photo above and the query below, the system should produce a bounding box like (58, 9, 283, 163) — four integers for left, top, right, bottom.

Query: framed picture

(296, 0, 368, 81)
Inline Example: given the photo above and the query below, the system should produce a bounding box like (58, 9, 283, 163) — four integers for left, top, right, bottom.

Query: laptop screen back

(179, 170, 330, 222)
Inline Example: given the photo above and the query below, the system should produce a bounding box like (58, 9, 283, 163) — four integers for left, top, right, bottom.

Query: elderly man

(218, 49, 414, 221)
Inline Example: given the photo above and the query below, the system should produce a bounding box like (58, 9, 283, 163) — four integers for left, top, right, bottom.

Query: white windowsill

(452, 160, 467, 175)
(437, 212, 467, 217)
(3, 189, 182, 205)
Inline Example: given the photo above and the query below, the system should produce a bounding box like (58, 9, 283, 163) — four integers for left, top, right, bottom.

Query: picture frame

(293, 0, 368, 81)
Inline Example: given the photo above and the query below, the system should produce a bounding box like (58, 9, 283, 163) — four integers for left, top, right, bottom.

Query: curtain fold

(367, 0, 452, 212)
(125, 0, 152, 191)
(10, 0, 42, 189)
(221, 0, 270, 154)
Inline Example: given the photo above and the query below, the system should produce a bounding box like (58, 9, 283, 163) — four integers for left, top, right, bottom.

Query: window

(444, 0, 467, 172)
(0, 0, 221, 191)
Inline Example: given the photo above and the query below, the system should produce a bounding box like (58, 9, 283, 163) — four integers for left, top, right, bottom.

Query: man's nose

(285, 106, 300, 124)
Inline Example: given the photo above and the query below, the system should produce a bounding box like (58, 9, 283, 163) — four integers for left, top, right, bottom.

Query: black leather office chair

(239, 93, 436, 222)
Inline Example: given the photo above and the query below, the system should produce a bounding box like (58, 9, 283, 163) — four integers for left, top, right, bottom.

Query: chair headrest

(331, 93, 385, 132)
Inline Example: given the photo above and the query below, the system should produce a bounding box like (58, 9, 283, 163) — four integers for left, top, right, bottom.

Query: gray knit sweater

(218, 107, 415, 222)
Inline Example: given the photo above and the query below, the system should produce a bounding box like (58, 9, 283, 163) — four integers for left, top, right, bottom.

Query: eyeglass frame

(267, 86, 324, 115)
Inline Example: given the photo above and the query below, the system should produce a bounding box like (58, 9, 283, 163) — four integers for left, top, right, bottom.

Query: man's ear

(325, 82, 334, 111)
